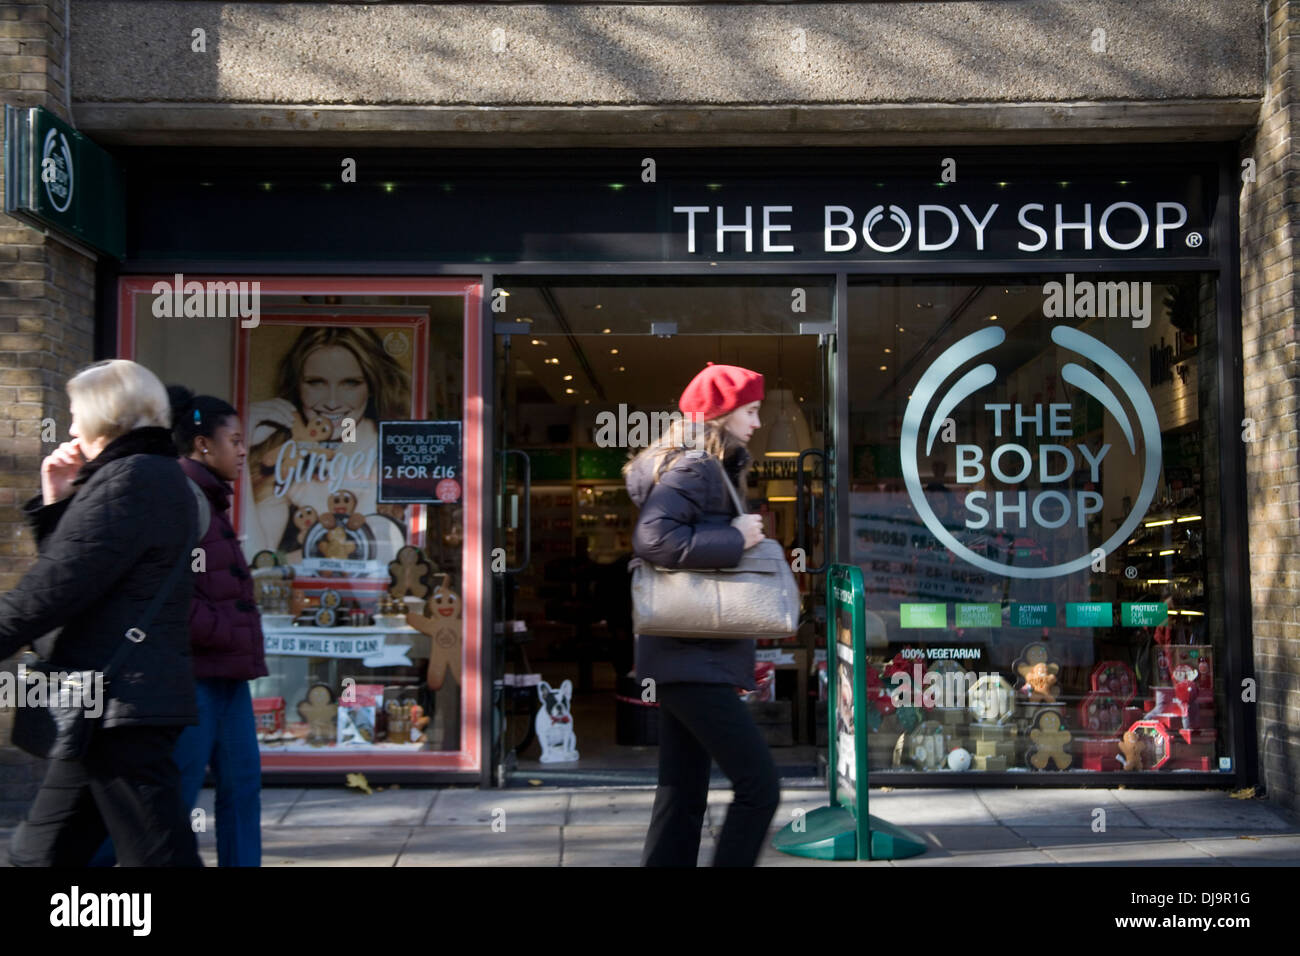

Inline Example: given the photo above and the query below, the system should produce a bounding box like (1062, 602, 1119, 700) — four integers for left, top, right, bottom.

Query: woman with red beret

(624, 363, 781, 867)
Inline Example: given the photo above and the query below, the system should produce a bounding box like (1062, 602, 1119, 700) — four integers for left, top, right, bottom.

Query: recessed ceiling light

(602, 328, 611, 334)
(563, 374, 573, 381)
(610, 349, 619, 355)
(564, 388, 576, 395)
(988, 315, 998, 321)
(884, 348, 891, 354)
(531, 339, 541, 346)
(617, 366, 626, 372)
(879, 365, 888, 371)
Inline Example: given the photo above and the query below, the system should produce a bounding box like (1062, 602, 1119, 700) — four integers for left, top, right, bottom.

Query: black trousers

(642, 682, 780, 867)
(10, 725, 203, 867)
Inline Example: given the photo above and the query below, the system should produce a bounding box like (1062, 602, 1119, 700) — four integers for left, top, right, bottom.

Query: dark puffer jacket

(0, 427, 198, 728)
(627, 444, 756, 689)
(180, 457, 268, 682)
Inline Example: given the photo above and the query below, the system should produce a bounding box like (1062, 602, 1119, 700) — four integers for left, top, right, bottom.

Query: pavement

(2, 785, 1298, 866)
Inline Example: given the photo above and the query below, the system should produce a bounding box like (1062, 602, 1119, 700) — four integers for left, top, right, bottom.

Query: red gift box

(252, 696, 285, 735)
(1076, 736, 1123, 772)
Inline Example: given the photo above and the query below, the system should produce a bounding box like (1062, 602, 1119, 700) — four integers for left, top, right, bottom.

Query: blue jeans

(89, 678, 262, 867)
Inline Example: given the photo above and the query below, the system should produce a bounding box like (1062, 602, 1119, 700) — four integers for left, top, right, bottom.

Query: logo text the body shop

(901, 324, 1162, 579)
(150, 274, 260, 328)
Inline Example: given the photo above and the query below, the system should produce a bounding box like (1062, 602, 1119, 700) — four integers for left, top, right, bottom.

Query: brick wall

(1240, 0, 1300, 814)
(0, 0, 96, 824)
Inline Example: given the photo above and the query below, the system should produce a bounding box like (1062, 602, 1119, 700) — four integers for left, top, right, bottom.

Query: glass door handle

(500, 448, 532, 574)
(796, 447, 828, 574)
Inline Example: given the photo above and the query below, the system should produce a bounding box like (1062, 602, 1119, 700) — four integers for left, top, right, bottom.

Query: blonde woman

(625, 363, 781, 867)
(0, 360, 201, 866)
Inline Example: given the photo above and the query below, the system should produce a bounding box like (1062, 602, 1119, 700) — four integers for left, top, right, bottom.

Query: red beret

(678, 362, 765, 420)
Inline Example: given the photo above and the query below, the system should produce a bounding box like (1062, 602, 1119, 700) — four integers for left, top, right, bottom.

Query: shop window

(119, 279, 480, 772)
(845, 274, 1225, 775)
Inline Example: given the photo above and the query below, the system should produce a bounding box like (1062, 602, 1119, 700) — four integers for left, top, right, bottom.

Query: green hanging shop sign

(3, 105, 124, 259)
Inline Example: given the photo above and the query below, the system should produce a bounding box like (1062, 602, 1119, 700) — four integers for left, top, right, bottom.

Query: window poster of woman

(235, 316, 428, 572)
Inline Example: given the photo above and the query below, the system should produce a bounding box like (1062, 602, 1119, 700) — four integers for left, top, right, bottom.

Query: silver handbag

(630, 457, 801, 639)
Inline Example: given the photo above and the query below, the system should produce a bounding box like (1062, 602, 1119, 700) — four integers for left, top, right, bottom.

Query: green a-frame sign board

(772, 564, 927, 861)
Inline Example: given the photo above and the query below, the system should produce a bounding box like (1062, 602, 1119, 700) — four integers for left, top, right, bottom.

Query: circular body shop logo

(901, 325, 1161, 579)
(435, 478, 461, 503)
(383, 331, 409, 357)
(41, 128, 73, 213)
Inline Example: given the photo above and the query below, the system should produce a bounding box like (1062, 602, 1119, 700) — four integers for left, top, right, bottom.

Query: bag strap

(100, 541, 192, 681)
(186, 475, 211, 544)
(712, 456, 747, 516)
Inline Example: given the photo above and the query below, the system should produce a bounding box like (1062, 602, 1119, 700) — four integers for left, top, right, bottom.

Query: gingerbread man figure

(297, 684, 338, 746)
(290, 505, 318, 551)
(1118, 729, 1144, 771)
(319, 524, 356, 560)
(303, 415, 333, 442)
(1023, 661, 1058, 703)
(406, 575, 462, 690)
(387, 545, 430, 600)
(317, 489, 367, 531)
(1015, 643, 1061, 704)
(1027, 710, 1072, 770)
(406, 575, 463, 751)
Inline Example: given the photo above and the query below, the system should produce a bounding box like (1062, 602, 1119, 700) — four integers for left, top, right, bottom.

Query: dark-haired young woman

(167, 387, 267, 865)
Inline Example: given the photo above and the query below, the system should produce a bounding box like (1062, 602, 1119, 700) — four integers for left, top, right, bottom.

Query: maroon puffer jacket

(181, 457, 268, 682)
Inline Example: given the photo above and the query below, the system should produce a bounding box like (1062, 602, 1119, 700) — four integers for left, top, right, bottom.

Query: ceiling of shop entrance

(507, 331, 822, 409)
(499, 281, 828, 407)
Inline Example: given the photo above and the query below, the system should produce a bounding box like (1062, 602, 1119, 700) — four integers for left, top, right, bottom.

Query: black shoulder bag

(12, 544, 191, 760)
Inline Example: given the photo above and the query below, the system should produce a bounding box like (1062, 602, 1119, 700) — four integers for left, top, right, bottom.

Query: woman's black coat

(627, 445, 756, 689)
(0, 427, 199, 727)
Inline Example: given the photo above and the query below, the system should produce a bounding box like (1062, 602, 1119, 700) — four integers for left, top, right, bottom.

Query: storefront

(103, 144, 1252, 788)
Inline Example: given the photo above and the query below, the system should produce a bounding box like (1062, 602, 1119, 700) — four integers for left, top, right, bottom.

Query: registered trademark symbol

(1185, 232, 1203, 248)
(1124, 566, 1138, 579)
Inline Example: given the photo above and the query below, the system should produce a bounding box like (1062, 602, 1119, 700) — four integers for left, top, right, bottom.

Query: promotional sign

(237, 314, 427, 567)
(829, 564, 867, 811)
(772, 565, 926, 861)
(379, 421, 463, 504)
(2, 105, 124, 258)
(262, 629, 413, 668)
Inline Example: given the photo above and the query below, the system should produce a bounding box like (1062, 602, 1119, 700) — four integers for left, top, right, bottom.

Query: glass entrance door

(490, 277, 836, 782)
